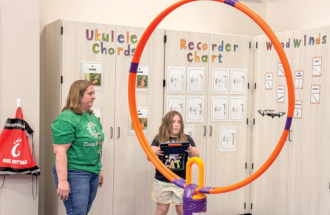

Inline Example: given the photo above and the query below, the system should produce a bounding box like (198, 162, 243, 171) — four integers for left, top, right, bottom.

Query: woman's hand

(99, 170, 104, 188)
(57, 180, 71, 201)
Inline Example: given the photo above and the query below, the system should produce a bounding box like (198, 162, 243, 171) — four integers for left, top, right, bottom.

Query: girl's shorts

(151, 179, 184, 205)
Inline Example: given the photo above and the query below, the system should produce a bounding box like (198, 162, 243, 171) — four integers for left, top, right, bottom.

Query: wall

(0, 0, 40, 215)
(267, 0, 330, 33)
(40, 0, 267, 36)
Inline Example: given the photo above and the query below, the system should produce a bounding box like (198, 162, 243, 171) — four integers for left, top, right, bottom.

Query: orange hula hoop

(128, 0, 295, 194)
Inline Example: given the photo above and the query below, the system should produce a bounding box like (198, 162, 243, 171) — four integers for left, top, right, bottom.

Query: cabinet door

(113, 26, 165, 215)
(206, 34, 251, 215)
(164, 30, 209, 215)
(287, 26, 330, 215)
(60, 20, 116, 215)
(250, 32, 293, 215)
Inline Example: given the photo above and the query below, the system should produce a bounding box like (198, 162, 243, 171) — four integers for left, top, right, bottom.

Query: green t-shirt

(51, 109, 104, 175)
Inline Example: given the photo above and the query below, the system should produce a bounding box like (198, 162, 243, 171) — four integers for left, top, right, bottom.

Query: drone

(258, 109, 286, 118)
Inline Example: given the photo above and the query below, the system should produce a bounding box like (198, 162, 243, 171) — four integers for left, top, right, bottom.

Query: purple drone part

(129, 62, 139, 73)
(173, 178, 186, 188)
(199, 186, 215, 194)
(183, 184, 207, 215)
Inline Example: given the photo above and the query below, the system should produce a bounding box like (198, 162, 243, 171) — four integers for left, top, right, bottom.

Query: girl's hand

(185, 145, 192, 155)
(99, 170, 104, 188)
(152, 146, 164, 156)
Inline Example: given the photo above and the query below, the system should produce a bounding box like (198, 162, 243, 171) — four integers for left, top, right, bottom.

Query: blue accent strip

(284, 117, 292, 130)
(225, 0, 238, 7)
(173, 178, 186, 188)
(199, 186, 214, 194)
(129, 62, 139, 73)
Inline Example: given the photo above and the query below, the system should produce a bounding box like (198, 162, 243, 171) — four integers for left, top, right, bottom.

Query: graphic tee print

(151, 135, 196, 183)
(162, 153, 186, 171)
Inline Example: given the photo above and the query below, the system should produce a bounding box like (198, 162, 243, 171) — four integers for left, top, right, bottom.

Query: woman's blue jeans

(53, 165, 99, 215)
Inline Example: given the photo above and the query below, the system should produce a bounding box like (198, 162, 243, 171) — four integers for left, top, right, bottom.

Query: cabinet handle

(203, 126, 206, 136)
(209, 126, 212, 136)
(117, 127, 120, 138)
(289, 130, 292, 142)
(110, 127, 113, 139)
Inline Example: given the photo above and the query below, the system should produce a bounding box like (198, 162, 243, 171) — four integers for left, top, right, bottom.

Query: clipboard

(159, 141, 190, 171)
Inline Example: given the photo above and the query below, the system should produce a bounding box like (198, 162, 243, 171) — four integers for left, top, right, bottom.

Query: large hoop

(128, 0, 295, 194)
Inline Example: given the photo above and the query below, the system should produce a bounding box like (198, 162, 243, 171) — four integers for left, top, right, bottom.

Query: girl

(150, 111, 199, 215)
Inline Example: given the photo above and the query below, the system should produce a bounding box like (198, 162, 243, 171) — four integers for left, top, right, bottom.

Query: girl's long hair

(157, 111, 187, 143)
(62, 80, 94, 115)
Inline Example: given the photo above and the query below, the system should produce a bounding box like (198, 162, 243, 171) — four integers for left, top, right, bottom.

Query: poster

(230, 69, 247, 94)
(136, 65, 149, 93)
(167, 96, 185, 117)
(81, 61, 103, 91)
(220, 127, 237, 152)
(129, 107, 149, 135)
(167, 66, 185, 93)
(187, 67, 205, 93)
(186, 96, 204, 122)
(229, 97, 245, 121)
(211, 96, 228, 121)
(212, 68, 229, 94)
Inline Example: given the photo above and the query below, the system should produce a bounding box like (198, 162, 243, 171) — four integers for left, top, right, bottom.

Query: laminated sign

(0, 108, 40, 175)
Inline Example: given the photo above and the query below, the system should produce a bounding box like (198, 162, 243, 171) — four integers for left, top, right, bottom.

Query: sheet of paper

(312, 57, 322, 77)
(310, 84, 320, 104)
(220, 127, 237, 152)
(81, 61, 103, 91)
(91, 106, 102, 122)
(186, 96, 204, 122)
(167, 96, 185, 118)
(129, 107, 149, 135)
(187, 67, 205, 93)
(229, 97, 245, 121)
(230, 69, 247, 94)
(211, 96, 228, 121)
(265, 72, 273, 90)
(277, 85, 285, 103)
(212, 68, 229, 94)
(136, 65, 149, 93)
(184, 125, 195, 139)
(167, 66, 185, 93)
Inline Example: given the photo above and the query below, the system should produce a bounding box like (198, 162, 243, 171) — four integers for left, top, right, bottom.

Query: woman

(150, 111, 199, 215)
(51, 80, 104, 214)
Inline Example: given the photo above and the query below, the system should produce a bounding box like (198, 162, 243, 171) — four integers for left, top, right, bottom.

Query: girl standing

(150, 111, 199, 215)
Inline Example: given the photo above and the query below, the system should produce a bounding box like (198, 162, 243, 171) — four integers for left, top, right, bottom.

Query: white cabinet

(46, 20, 164, 215)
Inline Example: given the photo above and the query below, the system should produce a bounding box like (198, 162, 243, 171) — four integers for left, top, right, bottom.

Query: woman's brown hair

(62, 80, 94, 115)
(157, 111, 187, 143)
